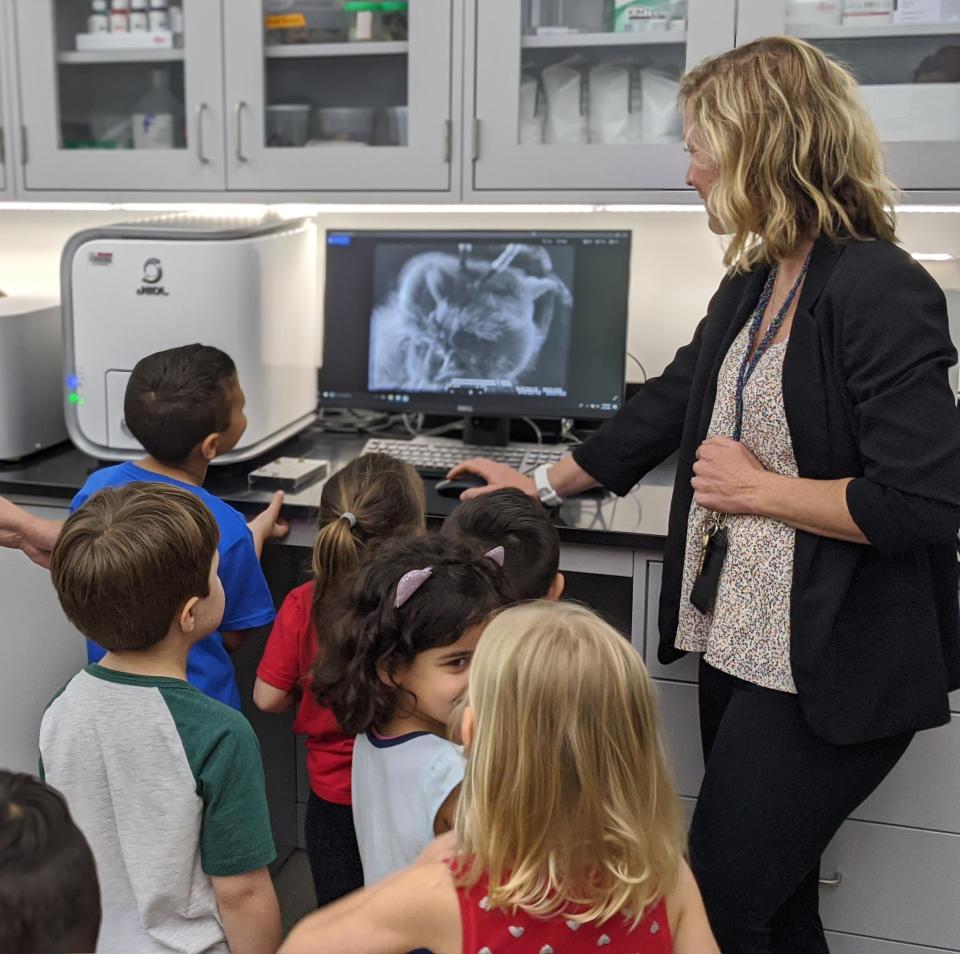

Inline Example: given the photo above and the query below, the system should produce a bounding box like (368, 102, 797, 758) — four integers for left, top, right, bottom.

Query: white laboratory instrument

(0, 295, 68, 460)
(60, 215, 319, 462)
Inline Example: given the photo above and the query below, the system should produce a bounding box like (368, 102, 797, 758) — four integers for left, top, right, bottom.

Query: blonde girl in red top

(254, 453, 425, 907)
(280, 601, 718, 953)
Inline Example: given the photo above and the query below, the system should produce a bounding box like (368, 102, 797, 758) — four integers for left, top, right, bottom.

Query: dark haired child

(442, 487, 564, 601)
(254, 453, 426, 906)
(312, 534, 511, 886)
(0, 770, 101, 954)
(43, 483, 280, 954)
(71, 343, 285, 709)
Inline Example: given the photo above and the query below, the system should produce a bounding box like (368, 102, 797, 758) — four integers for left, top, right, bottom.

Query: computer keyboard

(361, 436, 569, 479)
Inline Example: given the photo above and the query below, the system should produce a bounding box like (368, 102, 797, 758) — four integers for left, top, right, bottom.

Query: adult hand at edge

(445, 458, 536, 501)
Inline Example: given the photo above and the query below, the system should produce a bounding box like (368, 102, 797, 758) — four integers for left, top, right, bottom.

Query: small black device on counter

(247, 457, 329, 493)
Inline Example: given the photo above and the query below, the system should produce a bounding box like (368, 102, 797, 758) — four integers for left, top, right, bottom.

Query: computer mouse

(434, 475, 489, 498)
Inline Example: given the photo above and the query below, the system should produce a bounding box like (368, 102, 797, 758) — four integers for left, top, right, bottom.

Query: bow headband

(394, 546, 505, 609)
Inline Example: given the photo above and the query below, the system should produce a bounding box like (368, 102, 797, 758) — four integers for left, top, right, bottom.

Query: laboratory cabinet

(465, 0, 736, 199)
(641, 554, 960, 953)
(738, 0, 960, 192)
(0, 0, 12, 196)
(3, 1, 960, 204)
(13, 0, 227, 192)
(5, 0, 460, 199)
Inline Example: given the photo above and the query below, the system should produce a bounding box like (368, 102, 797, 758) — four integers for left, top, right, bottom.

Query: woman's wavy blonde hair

(454, 601, 684, 926)
(679, 35, 898, 271)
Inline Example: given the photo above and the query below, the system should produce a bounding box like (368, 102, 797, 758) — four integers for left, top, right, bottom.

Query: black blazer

(575, 235, 960, 745)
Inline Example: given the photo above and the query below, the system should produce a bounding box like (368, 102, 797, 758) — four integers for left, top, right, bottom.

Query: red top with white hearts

(455, 872, 672, 953)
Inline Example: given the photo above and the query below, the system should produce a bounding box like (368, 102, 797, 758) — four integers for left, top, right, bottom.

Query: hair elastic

(393, 546, 505, 610)
(340, 512, 357, 528)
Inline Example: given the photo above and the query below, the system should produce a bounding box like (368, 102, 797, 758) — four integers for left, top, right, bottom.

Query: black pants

(688, 659, 912, 954)
(304, 791, 364, 908)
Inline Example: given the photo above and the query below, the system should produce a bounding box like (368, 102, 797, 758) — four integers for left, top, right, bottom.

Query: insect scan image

(368, 243, 574, 395)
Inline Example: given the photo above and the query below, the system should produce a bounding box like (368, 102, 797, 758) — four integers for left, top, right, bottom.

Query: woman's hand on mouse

(446, 459, 536, 501)
(691, 437, 773, 515)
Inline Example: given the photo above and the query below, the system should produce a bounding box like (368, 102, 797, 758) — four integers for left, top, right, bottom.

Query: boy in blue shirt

(71, 344, 286, 709)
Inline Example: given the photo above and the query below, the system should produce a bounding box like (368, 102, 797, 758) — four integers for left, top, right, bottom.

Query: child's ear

(178, 596, 201, 634)
(199, 431, 220, 462)
(545, 572, 565, 601)
(461, 706, 475, 750)
(376, 661, 403, 688)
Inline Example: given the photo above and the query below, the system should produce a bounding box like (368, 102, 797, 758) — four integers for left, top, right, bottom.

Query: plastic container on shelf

(344, 1, 382, 41)
(129, 0, 149, 32)
(263, 0, 346, 44)
(859, 83, 960, 140)
(786, 1, 842, 27)
(132, 68, 180, 149)
(266, 104, 312, 147)
(383, 105, 408, 145)
(316, 106, 376, 143)
(380, 2, 409, 40)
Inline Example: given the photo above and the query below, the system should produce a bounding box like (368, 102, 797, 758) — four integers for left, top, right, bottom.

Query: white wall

(0, 204, 957, 387)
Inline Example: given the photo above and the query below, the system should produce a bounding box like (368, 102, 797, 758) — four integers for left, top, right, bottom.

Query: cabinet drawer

(644, 561, 699, 683)
(653, 679, 704, 800)
(824, 932, 955, 954)
(819, 821, 960, 949)
(851, 717, 960, 834)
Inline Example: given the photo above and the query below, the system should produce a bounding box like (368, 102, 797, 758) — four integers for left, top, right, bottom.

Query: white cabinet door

(0, 0, 12, 196)
(737, 0, 960, 192)
(14, 0, 226, 191)
(471, 0, 735, 194)
(223, 0, 454, 194)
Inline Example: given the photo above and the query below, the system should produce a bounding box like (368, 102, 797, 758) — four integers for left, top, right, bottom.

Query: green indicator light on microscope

(68, 392, 79, 405)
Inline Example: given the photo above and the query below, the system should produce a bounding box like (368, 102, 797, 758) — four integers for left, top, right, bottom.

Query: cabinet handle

(195, 103, 210, 164)
(20, 125, 28, 165)
(471, 118, 481, 161)
(819, 872, 842, 887)
(443, 119, 452, 163)
(0, 127, 5, 165)
(235, 101, 249, 163)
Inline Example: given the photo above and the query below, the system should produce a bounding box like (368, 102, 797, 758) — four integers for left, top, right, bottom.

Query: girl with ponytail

(254, 453, 425, 907)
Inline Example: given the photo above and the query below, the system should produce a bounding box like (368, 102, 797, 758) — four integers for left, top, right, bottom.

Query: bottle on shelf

(129, 0, 149, 32)
(110, 0, 130, 32)
(149, 0, 170, 31)
(133, 69, 180, 149)
(88, 0, 110, 33)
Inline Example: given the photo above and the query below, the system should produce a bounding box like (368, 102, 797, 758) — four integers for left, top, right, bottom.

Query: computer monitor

(318, 229, 631, 430)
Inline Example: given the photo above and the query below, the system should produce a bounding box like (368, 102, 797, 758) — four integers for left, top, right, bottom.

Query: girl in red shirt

(280, 601, 719, 953)
(254, 453, 425, 907)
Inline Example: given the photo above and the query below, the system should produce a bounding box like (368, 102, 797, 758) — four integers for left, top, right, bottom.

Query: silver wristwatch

(533, 464, 563, 508)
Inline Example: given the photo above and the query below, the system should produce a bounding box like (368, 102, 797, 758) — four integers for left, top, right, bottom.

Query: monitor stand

(462, 415, 511, 448)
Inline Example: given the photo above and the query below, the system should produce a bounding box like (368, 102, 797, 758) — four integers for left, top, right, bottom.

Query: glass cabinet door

(14, 0, 225, 191)
(223, 0, 453, 193)
(0, 48, 8, 194)
(472, 0, 735, 193)
(738, 0, 960, 192)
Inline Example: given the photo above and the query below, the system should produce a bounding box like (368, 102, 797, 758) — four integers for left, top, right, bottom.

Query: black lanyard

(733, 255, 810, 441)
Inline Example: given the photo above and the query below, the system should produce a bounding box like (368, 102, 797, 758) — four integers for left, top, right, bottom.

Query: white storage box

(859, 83, 960, 141)
(60, 216, 319, 463)
(76, 31, 174, 51)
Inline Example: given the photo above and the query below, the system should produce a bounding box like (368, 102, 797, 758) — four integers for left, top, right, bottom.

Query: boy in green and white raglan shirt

(40, 483, 281, 954)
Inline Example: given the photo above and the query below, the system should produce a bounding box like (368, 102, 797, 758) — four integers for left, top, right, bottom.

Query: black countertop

(0, 427, 675, 551)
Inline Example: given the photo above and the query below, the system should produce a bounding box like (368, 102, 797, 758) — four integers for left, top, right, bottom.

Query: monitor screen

(318, 229, 631, 420)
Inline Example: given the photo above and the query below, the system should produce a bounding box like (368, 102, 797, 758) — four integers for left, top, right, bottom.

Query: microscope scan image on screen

(367, 242, 575, 398)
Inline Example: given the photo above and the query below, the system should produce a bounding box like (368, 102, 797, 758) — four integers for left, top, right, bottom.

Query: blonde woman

(280, 602, 718, 954)
(450, 36, 960, 950)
